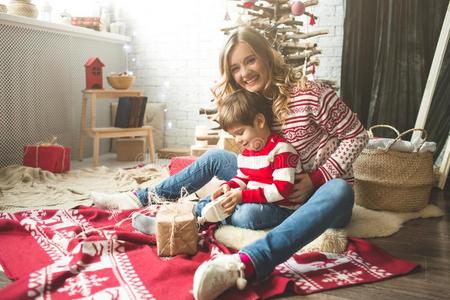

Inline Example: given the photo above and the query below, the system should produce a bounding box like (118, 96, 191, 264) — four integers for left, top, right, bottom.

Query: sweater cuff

(224, 180, 241, 189)
(308, 169, 326, 188)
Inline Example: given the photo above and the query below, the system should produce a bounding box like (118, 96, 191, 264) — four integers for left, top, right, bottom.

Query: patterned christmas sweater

(226, 133, 301, 209)
(272, 81, 369, 187)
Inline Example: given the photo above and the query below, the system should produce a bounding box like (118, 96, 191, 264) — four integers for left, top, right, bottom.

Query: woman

(192, 27, 368, 300)
(92, 27, 368, 300)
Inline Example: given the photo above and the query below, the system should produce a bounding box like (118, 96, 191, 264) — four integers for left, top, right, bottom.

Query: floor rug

(0, 206, 418, 299)
(214, 203, 444, 253)
(0, 165, 167, 212)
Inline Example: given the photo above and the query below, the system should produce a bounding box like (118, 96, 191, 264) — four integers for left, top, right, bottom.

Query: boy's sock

(239, 252, 255, 278)
(90, 191, 142, 209)
(131, 212, 156, 235)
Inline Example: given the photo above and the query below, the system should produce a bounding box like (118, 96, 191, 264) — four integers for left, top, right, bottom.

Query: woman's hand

(221, 189, 242, 214)
(211, 184, 231, 200)
(288, 173, 314, 204)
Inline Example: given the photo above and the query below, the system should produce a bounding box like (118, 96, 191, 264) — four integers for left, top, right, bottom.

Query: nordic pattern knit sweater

(226, 133, 301, 209)
(272, 81, 369, 187)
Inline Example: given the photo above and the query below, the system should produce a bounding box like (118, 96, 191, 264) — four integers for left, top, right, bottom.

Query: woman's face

(228, 42, 269, 93)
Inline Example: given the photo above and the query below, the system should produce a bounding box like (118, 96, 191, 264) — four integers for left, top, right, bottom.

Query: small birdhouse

(84, 57, 105, 89)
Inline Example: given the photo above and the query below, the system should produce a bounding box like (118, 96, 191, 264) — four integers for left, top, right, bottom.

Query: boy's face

(227, 113, 270, 151)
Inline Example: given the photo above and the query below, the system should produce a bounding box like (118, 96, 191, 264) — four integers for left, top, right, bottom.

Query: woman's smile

(229, 42, 268, 93)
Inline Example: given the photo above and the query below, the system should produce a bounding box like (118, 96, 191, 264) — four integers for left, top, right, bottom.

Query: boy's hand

(288, 173, 314, 204)
(221, 189, 242, 214)
(211, 184, 231, 200)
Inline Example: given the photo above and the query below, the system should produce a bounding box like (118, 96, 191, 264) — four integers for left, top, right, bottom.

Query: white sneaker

(198, 195, 231, 224)
(90, 191, 142, 209)
(193, 254, 247, 300)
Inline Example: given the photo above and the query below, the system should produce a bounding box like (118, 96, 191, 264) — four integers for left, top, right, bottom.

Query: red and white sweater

(272, 81, 369, 187)
(226, 133, 300, 209)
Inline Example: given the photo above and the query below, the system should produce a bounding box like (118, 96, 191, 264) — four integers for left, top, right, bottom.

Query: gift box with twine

(23, 136, 71, 173)
(156, 202, 198, 256)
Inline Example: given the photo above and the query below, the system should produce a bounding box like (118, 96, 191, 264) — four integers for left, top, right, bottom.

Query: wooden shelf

(83, 89, 143, 97)
(0, 13, 130, 43)
(79, 90, 155, 166)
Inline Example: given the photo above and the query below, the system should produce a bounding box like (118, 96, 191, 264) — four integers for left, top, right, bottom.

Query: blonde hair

(212, 27, 303, 123)
(218, 90, 273, 131)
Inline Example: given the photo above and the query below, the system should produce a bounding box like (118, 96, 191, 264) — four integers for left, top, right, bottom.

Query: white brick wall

(307, 0, 345, 87)
(120, 0, 345, 148)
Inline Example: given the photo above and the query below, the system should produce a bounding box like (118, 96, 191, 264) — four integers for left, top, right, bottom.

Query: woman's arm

(289, 84, 368, 203)
(309, 86, 368, 185)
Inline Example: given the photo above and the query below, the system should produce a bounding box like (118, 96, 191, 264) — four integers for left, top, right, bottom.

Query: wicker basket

(107, 75, 135, 90)
(353, 126, 434, 212)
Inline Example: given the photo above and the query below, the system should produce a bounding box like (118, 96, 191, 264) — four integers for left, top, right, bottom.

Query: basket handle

(367, 125, 400, 139)
(385, 128, 428, 152)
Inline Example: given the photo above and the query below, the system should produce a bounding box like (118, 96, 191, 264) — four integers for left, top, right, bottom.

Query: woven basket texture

(353, 126, 434, 212)
(107, 76, 135, 90)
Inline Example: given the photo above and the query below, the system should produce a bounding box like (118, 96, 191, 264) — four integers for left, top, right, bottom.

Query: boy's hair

(218, 90, 273, 131)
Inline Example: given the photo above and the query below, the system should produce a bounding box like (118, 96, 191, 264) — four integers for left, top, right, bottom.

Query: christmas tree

(196, 0, 335, 154)
(222, 0, 328, 81)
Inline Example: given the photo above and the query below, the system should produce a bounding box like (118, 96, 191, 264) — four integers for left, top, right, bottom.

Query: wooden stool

(79, 89, 156, 166)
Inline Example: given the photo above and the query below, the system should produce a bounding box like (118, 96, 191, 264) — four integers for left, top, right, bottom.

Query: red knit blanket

(0, 206, 417, 299)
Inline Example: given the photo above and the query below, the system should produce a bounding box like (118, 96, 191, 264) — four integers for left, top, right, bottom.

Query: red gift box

(169, 156, 197, 176)
(23, 145, 71, 173)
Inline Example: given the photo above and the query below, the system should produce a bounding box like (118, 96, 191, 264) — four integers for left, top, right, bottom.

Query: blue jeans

(195, 197, 294, 230)
(139, 149, 354, 279)
(135, 149, 238, 204)
(240, 178, 354, 279)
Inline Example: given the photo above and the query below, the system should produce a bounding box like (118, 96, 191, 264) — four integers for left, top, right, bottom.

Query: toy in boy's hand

(198, 194, 231, 224)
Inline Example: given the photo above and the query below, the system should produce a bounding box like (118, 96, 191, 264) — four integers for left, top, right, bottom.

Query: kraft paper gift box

(23, 144, 71, 173)
(116, 138, 146, 161)
(156, 202, 198, 257)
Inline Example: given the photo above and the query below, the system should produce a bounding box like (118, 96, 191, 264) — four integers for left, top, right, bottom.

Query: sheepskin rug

(195, 177, 444, 253)
(214, 204, 444, 254)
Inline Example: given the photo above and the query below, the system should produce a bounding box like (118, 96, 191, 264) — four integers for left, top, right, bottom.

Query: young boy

(195, 89, 301, 229)
(91, 90, 301, 233)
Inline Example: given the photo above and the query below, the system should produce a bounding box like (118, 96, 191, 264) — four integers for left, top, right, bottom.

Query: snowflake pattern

(347, 250, 393, 278)
(57, 273, 109, 297)
(322, 269, 363, 286)
(20, 210, 47, 219)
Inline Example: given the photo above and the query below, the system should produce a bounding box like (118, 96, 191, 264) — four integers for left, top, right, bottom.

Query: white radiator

(0, 14, 129, 167)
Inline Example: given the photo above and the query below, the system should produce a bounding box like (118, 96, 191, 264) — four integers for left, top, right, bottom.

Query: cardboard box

(23, 145, 71, 173)
(156, 203, 198, 256)
(217, 135, 242, 154)
(190, 145, 217, 157)
(116, 138, 145, 161)
(157, 147, 190, 159)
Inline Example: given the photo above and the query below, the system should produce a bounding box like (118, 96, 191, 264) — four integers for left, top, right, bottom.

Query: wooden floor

(0, 188, 449, 299)
(280, 188, 450, 300)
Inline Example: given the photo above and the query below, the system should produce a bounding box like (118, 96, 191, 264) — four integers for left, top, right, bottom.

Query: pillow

(111, 102, 166, 151)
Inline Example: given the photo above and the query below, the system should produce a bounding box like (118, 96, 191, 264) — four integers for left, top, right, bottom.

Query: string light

(123, 43, 131, 53)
